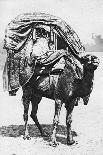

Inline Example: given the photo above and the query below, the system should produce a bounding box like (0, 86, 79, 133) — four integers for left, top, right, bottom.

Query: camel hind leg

(50, 99, 63, 146)
(30, 95, 49, 137)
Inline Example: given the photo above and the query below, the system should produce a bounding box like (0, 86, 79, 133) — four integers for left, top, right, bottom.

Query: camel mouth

(91, 58, 100, 66)
(82, 54, 100, 70)
(87, 58, 99, 64)
(85, 61, 99, 70)
(84, 57, 99, 71)
(81, 54, 100, 65)
(92, 61, 99, 66)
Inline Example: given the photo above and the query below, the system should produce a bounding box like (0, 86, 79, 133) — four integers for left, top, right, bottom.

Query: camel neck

(83, 68, 94, 84)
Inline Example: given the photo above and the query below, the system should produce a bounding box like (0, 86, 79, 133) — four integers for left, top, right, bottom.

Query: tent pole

(55, 33, 57, 51)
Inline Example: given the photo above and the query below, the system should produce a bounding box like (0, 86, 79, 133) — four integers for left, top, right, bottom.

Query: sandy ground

(0, 52, 103, 155)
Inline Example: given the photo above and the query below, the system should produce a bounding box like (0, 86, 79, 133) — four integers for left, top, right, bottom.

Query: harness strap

(49, 71, 51, 93)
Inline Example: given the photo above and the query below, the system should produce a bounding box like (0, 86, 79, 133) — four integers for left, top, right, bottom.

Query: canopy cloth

(3, 12, 85, 93)
(4, 12, 85, 54)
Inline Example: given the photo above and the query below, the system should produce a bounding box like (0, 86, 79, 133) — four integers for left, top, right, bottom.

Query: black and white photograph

(0, 0, 103, 154)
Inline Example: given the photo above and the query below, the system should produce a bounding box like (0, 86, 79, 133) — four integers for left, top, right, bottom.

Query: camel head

(81, 54, 100, 71)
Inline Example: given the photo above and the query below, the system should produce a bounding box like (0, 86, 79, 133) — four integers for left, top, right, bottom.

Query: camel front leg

(66, 99, 76, 145)
(22, 86, 31, 140)
(50, 99, 62, 146)
(23, 100, 31, 140)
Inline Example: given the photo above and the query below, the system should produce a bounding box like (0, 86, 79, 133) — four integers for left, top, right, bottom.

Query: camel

(21, 54, 99, 146)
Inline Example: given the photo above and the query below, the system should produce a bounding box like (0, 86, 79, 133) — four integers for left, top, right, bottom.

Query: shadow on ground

(0, 124, 77, 145)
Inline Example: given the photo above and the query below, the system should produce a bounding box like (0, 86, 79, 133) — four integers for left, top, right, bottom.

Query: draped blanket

(3, 39, 35, 91)
(4, 12, 85, 54)
(3, 12, 85, 92)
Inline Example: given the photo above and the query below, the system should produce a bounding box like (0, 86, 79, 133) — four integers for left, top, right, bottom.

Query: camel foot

(67, 139, 75, 145)
(72, 130, 78, 137)
(49, 140, 59, 147)
(23, 135, 31, 140)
